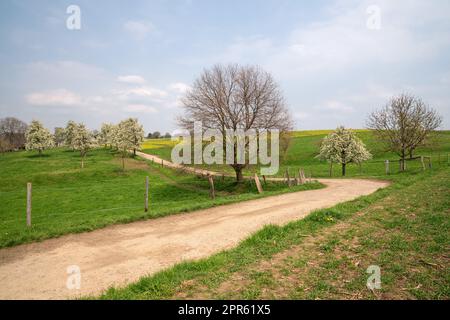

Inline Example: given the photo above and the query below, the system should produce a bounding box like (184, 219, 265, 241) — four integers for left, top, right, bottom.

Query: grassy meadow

(0, 147, 321, 248)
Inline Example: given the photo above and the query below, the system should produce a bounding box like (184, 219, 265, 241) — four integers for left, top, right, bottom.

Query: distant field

(142, 130, 450, 178)
(0, 148, 321, 248)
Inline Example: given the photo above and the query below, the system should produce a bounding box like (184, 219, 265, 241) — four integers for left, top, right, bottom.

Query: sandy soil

(0, 177, 389, 300)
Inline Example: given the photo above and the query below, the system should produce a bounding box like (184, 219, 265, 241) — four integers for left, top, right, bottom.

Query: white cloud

(168, 82, 191, 94)
(26, 89, 82, 106)
(115, 86, 168, 100)
(117, 75, 146, 84)
(124, 20, 155, 40)
(124, 104, 158, 114)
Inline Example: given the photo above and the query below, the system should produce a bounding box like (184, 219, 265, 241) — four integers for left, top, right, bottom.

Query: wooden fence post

(208, 175, 215, 199)
(285, 168, 291, 187)
(254, 174, 263, 194)
(161, 159, 164, 167)
(385, 160, 390, 175)
(298, 169, 303, 184)
(26, 182, 32, 227)
(145, 176, 149, 212)
(329, 162, 333, 177)
(300, 168, 306, 184)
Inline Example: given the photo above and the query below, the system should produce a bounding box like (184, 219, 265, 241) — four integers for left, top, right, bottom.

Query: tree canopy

(367, 94, 442, 171)
(25, 120, 54, 155)
(178, 64, 293, 181)
(316, 126, 372, 176)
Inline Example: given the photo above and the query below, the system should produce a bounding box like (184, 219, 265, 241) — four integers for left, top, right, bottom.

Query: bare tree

(178, 64, 293, 181)
(367, 94, 442, 171)
(0, 136, 12, 154)
(0, 117, 28, 151)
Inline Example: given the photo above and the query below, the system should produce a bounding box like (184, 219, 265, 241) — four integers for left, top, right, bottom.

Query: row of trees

(4, 65, 444, 180)
(147, 131, 171, 139)
(23, 118, 145, 169)
(98, 119, 145, 168)
(317, 94, 443, 175)
(177, 64, 443, 180)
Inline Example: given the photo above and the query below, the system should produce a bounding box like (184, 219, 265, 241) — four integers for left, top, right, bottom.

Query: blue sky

(1, 0, 449, 133)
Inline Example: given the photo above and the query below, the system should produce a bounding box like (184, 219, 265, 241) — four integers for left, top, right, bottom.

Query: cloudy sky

(0, 0, 449, 133)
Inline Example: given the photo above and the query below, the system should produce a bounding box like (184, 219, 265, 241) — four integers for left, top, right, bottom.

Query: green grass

(142, 130, 450, 178)
(96, 166, 449, 300)
(0, 148, 322, 248)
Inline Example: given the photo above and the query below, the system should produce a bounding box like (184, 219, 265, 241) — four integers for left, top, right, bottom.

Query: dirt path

(136, 151, 227, 177)
(0, 177, 389, 300)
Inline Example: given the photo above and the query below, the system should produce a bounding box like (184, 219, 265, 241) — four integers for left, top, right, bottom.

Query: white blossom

(64, 120, 77, 149)
(25, 120, 54, 154)
(72, 123, 96, 168)
(316, 126, 372, 176)
(115, 118, 145, 169)
(99, 123, 114, 148)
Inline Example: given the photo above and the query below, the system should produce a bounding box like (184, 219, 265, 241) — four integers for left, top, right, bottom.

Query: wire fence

(1, 153, 448, 229)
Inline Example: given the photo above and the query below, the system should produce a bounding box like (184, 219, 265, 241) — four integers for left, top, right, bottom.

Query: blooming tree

(316, 127, 372, 176)
(114, 118, 144, 169)
(64, 120, 77, 150)
(72, 123, 95, 168)
(99, 123, 114, 148)
(53, 127, 65, 147)
(25, 120, 54, 155)
(120, 118, 144, 156)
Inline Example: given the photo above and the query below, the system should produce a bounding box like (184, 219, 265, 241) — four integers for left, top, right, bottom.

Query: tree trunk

(342, 163, 346, 176)
(39, 149, 42, 156)
(122, 155, 125, 170)
(81, 157, 84, 169)
(400, 149, 406, 171)
(133, 148, 136, 156)
(235, 167, 243, 182)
